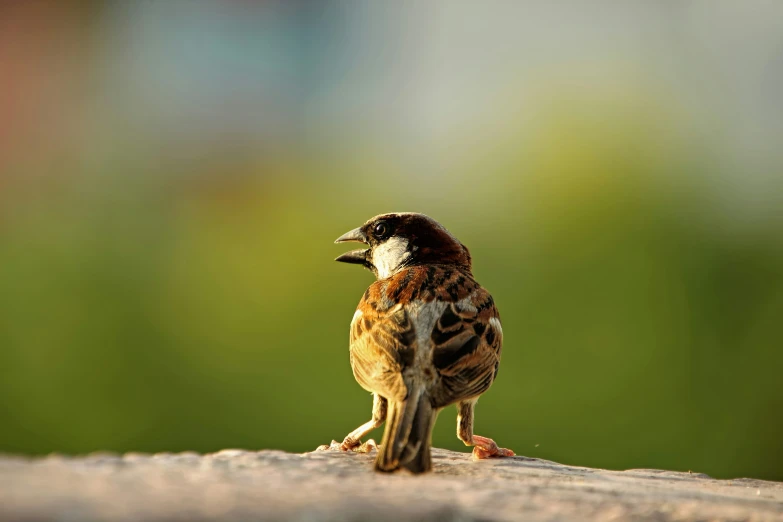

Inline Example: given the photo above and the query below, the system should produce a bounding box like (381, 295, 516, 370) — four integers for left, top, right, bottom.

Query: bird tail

(375, 388, 437, 473)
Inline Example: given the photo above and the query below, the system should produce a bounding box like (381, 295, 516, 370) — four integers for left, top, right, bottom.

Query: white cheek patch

(372, 237, 410, 279)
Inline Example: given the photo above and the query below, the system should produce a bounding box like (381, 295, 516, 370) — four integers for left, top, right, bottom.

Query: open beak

(334, 226, 369, 265)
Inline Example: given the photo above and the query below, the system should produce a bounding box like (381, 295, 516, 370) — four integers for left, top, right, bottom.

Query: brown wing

(349, 302, 416, 401)
(429, 289, 502, 408)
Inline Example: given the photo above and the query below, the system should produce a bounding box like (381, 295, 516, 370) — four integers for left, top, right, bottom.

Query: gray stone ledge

(1, 448, 781, 521)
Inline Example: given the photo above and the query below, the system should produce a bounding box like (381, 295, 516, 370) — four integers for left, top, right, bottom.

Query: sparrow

(322, 212, 513, 473)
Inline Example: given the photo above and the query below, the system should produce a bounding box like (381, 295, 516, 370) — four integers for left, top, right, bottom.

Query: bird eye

(374, 222, 389, 238)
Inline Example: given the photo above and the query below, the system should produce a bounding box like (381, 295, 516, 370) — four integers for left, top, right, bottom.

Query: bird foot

(471, 435, 515, 460)
(315, 438, 378, 453)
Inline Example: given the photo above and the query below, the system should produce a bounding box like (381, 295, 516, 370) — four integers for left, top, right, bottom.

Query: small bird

(324, 212, 514, 473)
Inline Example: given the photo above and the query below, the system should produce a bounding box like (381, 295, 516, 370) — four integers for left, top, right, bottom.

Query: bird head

(334, 213, 472, 279)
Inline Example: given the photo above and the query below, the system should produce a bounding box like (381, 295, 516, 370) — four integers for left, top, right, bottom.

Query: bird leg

(457, 399, 514, 460)
(316, 394, 386, 453)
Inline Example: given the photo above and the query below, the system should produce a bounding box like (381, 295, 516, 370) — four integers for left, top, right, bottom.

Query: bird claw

(471, 435, 515, 460)
(315, 438, 378, 453)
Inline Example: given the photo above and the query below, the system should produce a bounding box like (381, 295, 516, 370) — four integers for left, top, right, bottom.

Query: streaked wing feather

(349, 305, 415, 400)
(430, 291, 502, 408)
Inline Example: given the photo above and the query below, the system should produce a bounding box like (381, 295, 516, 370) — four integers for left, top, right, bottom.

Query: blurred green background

(1, 2, 782, 481)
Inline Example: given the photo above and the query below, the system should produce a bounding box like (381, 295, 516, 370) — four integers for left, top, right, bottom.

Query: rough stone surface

(1, 448, 781, 521)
